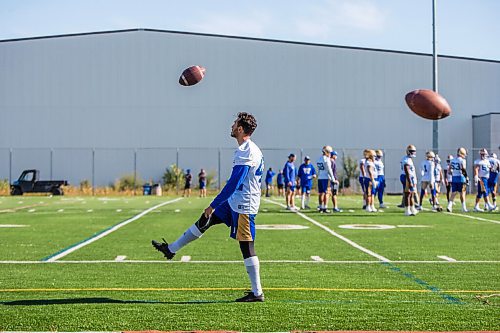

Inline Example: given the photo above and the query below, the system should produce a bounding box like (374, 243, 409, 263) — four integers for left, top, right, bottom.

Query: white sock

(462, 202, 467, 210)
(168, 224, 202, 253)
(244, 256, 263, 296)
(305, 195, 310, 206)
(301, 195, 305, 209)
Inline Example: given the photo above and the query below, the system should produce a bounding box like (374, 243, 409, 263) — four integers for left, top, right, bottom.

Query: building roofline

(1, 28, 499, 64)
(472, 112, 500, 118)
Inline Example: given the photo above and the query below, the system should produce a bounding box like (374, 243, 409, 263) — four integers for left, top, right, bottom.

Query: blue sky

(1, 0, 499, 60)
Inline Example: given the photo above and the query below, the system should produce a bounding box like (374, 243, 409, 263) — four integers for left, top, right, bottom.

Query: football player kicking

(401, 145, 418, 216)
(152, 112, 265, 302)
(473, 148, 495, 212)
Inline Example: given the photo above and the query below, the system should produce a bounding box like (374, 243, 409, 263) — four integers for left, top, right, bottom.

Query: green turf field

(0, 194, 499, 331)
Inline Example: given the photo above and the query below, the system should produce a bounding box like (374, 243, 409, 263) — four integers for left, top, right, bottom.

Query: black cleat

(235, 291, 265, 302)
(151, 238, 175, 260)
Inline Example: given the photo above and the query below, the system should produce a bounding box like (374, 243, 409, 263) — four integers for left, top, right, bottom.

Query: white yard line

(43, 198, 183, 262)
(0, 259, 499, 264)
(264, 199, 391, 262)
(437, 255, 457, 262)
(443, 211, 500, 225)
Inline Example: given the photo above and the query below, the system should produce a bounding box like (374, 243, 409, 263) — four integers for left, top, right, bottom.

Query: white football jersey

(365, 160, 377, 179)
(359, 158, 367, 178)
(420, 160, 435, 182)
(316, 155, 334, 181)
(474, 159, 490, 178)
(374, 159, 384, 176)
(228, 139, 264, 215)
(434, 163, 442, 181)
(450, 157, 466, 177)
(446, 163, 453, 182)
(401, 156, 417, 179)
(490, 157, 500, 173)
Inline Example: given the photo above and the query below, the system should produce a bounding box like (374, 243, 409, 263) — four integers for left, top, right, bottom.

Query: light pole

(432, 0, 439, 153)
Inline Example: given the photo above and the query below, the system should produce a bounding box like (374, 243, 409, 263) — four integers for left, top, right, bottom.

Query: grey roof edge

(0, 28, 499, 64)
(472, 112, 500, 118)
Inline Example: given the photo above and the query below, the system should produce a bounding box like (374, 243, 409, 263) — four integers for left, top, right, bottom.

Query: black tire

(11, 187, 23, 196)
(51, 187, 63, 196)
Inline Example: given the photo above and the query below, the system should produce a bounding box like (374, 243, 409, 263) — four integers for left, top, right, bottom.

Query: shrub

(341, 154, 359, 189)
(114, 173, 142, 192)
(162, 164, 184, 192)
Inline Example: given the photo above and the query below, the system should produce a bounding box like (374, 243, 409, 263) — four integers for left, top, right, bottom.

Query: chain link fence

(1, 147, 498, 195)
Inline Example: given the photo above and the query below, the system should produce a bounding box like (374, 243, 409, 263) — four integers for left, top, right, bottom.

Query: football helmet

(457, 147, 467, 158)
(406, 145, 417, 157)
(479, 148, 489, 159)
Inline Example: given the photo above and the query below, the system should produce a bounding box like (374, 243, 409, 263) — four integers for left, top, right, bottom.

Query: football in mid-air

(179, 65, 206, 86)
(405, 89, 451, 120)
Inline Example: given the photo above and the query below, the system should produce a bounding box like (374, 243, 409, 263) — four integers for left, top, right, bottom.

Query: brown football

(405, 89, 451, 120)
(179, 65, 206, 86)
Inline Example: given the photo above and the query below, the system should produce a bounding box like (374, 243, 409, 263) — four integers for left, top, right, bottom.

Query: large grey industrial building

(1, 29, 499, 192)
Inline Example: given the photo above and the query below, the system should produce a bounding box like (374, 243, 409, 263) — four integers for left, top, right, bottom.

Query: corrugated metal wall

(0, 30, 499, 188)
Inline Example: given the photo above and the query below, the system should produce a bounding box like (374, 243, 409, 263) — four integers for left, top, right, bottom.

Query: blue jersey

(283, 161, 296, 185)
(265, 170, 275, 184)
(297, 163, 316, 187)
(277, 173, 284, 185)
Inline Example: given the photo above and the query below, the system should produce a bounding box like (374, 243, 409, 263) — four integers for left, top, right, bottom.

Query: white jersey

(316, 155, 335, 181)
(374, 159, 384, 176)
(359, 158, 367, 178)
(228, 139, 264, 215)
(446, 163, 453, 182)
(450, 157, 466, 177)
(490, 157, 500, 173)
(474, 158, 490, 178)
(420, 160, 435, 182)
(434, 163, 442, 182)
(365, 160, 377, 179)
(400, 156, 417, 179)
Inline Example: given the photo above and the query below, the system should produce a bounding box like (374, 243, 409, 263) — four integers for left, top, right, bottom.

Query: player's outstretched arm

(206, 165, 250, 216)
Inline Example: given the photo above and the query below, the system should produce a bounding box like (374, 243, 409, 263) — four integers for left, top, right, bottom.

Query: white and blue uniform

(364, 160, 377, 195)
(488, 157, 500, 192)
(420, 160, 435, 183)
(434, 162, 443, 186)
(359, 158, 367, 191)
(475, 158, 490, 198)
(211, 139, 264, 241)
(449, 156, 467, 192)
(400, 156, 417, 192)
(374, 158, 385, 203)
(317, 155, 334, 194)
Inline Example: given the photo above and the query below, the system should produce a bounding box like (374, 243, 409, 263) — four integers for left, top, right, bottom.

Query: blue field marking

(381, 262, 464, 304)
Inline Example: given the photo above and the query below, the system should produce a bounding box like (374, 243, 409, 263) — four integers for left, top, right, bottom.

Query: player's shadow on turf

(1, 298, 232, 306)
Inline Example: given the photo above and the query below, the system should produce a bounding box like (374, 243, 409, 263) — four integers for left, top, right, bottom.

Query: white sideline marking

(28, 209, 36, 213)
(0, 224, 29, 228)
(57, 209, 64, 213)
(265, 199, 391, 262)
(438, 255, 457, 262)
(87, 209, 93, 213)
(444, 211, 500, 225)
(1, 259, 499, 264)
(311, 256, 324, 262)
(114, 255, 127, 261)
(180, 255, 192, 262)
(44, 198, 183, 262)
(116, 209, 122, 212)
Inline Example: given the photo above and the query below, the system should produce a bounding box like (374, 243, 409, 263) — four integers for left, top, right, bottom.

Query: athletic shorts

(400, 174, 416, 193)
(487, 172, 498, 193)
(376, 175, 385, 190)
(477, 177, 489, 198)
(359, 177, 366, 192)
(364, 178, 377, 195)
(420, 181, 433, 190)
(212, 201, 256, 241)
(199, 181, 206, 189)
(451, 181, 466, 193)
(318, 179, 329, 193)
(277, 184, 284, 189)
(330, 183, 338, 196)
(301, 184, 312, 194)
(184, 183, 191, 190)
